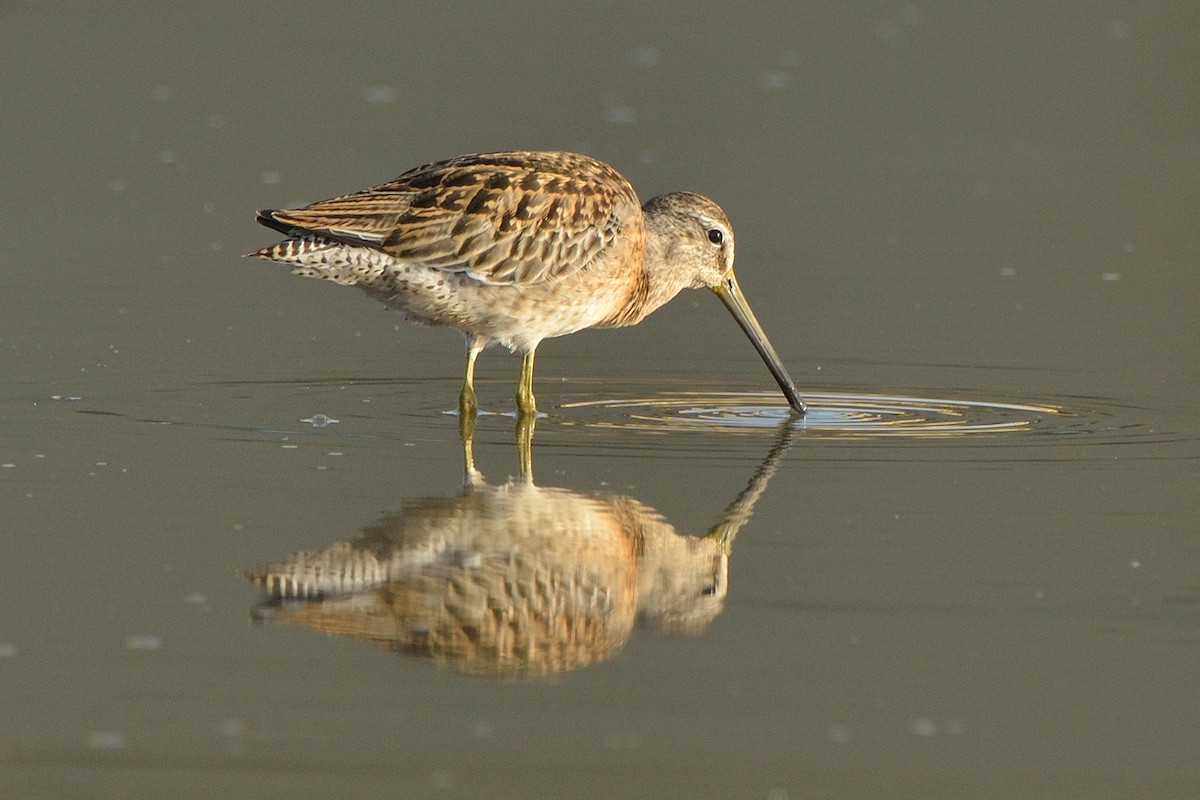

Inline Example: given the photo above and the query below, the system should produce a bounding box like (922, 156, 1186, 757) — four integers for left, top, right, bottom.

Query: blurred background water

(3, 4, 1198, 798)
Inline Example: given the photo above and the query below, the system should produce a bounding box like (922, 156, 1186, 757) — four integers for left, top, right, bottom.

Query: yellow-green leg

(460, 341, 483, 418)
(516, 348, 537, 417)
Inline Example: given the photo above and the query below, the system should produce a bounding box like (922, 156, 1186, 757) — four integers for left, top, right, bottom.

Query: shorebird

(248, 151, 805, 417)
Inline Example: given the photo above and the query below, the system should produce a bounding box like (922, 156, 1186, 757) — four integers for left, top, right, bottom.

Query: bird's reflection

(247, 418, 793, 677)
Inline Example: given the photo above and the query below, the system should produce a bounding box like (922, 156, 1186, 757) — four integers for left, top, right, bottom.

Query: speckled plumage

(248, 150, 805, 416)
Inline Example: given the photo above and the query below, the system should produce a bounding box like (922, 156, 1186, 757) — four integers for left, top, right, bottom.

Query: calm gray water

(3, 4, 1199, 798)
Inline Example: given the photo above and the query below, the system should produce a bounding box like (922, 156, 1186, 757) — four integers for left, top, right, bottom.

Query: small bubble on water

(827, 723, 852, 744)
(218, 718, 247, 738)
(1102, 272, 1121, 282)
(126, 634, 163, 651)
(909, 717, 937, 737)
(361, 85, 397, 104)
(758, 70, 791, 90)
(603, 105, 636, 124)
(88, 730, 128, 750)
(184, 592, 210, 610)
(260, 171, 283, 185)
(629, 45, 661, 67)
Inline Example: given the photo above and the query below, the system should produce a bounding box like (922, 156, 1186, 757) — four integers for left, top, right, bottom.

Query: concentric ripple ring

(560, 391, 1088, 438)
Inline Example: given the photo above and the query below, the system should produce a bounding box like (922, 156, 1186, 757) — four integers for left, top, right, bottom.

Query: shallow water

(4, 4, 1200, 799)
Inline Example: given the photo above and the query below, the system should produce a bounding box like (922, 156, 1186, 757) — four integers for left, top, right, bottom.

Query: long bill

(712, 272, 807, 416)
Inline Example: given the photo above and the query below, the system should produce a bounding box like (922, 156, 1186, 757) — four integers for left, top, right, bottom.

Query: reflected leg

(516, 413, 535, 482)
(459, 411, 483, 486)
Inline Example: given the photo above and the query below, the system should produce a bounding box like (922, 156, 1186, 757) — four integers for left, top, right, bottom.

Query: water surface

(3, 4, 1199, 799)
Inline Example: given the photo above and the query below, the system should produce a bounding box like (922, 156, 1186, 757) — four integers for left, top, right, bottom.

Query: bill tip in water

(787, 393, 807, 417)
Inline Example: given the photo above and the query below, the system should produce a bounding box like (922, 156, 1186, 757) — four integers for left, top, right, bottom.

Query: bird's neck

(601, 215, 694, 328)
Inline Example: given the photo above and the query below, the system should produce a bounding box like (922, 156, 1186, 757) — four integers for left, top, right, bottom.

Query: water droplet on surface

(758, 69, 791, 90)
(126, 634, 162, 651)
(361, 85, 396, 104)
(909, 717, 937, 737)
(88, 730, 128, 750)
(629, 46, 660, 67)
(603, 105, 636, 124)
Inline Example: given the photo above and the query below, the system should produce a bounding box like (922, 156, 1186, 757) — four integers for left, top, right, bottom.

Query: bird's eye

(707, 228, 724, 245)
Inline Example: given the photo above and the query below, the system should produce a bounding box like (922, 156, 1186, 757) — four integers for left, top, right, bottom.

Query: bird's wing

(259, 152, 640, 286)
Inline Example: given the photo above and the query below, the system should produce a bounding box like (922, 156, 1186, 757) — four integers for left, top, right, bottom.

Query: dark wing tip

(255, 209, 298, 235)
